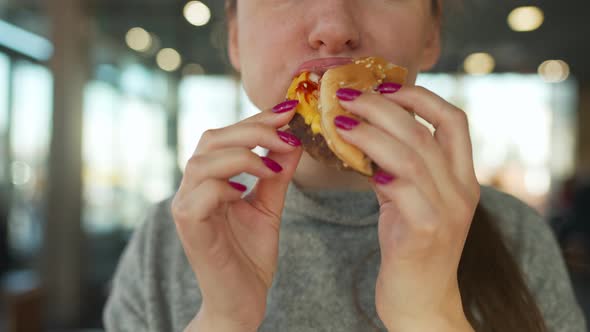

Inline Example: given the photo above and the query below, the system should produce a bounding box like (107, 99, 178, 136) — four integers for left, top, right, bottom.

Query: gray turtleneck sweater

(103, 179, 587, 332)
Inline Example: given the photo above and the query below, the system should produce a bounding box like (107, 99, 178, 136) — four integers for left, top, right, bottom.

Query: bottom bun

(288, 113, 376, 174)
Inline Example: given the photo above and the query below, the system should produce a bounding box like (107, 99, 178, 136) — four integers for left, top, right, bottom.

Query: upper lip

(293, 57, 354, 77)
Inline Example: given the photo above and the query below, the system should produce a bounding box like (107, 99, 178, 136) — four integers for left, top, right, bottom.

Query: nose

(307, 2, 361, 54)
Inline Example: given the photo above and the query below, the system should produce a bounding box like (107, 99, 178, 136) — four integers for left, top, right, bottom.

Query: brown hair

(224, 1, 548, 331)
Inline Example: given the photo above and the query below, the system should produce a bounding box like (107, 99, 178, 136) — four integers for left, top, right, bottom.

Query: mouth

(293, 57, 354, 77)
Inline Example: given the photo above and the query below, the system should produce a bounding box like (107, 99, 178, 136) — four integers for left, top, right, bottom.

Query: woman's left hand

(335, 86, 480, 332)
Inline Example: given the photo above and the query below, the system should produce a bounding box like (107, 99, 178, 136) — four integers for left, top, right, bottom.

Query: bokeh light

(125, 27, 152, 52)
(464, 52, 496, 75)
(156, 48, 182, 72)
(538, 60, 570, 83)
(183, 1, 211, 27)
(508, 6, 544, 32)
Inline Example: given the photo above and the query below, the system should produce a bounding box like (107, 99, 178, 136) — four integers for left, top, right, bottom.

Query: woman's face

(228, 0, 441, 111)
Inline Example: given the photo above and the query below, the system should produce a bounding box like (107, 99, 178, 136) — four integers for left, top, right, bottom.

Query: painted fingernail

(373, 170, 396, 185)
(336, 88, 362, 101)
(229, 181, 248, 192)
(375, 82, 402, 94)
(272, 100, 299, 113)
(334, 115, 360, 130)
(261, 156, 283, 173)
(277, 130, 301, 146)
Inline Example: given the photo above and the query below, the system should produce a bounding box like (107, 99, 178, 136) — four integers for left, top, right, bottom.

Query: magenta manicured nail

(272, 100, 299, 113)
(334, 115, 360, 130)
(261, 157, 283, 173)
(229, 181, 247, 192)
(375, 82, 402, 94)
(277, 130, 301, 146)
(336, 88, 362, 101)
(373, 170, 396, 185)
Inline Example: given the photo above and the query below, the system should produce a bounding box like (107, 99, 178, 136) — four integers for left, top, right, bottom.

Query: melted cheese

(286, 72, 322, 135)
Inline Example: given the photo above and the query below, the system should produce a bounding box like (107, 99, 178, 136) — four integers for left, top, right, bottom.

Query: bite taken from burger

(286, 56, 408, 176)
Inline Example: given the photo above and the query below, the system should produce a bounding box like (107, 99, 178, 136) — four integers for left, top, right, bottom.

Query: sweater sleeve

(103, 211, 151, 331)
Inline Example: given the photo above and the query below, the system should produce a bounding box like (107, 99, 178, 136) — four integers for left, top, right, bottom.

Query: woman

(104, 0, 587, 331)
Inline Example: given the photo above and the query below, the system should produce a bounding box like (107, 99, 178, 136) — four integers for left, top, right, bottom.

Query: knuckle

(413, 85, 429, 95)
(185, 154, 206, 178)
(201, 128, 219, 141)
(171, 195, 191, 225)
(410, 125, 432, 148)
(451, 109, 469, 127)
(404, 155, 426, 179)
(198, 128, 221, 151)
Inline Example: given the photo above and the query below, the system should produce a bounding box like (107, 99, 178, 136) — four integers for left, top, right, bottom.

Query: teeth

(309, 72, 320, 83)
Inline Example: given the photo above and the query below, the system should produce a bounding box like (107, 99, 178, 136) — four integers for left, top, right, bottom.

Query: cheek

(366, 13, 431, 79)
(238, 15, 301, 110)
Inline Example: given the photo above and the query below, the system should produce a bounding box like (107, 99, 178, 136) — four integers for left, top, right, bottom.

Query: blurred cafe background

(0, 0, 589, 331)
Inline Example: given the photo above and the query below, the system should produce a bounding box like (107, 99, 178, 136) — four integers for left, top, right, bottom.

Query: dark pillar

(42, 0, 88, 327)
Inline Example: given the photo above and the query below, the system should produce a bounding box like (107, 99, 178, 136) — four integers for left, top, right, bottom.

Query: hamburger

(286, 56, 408, 176)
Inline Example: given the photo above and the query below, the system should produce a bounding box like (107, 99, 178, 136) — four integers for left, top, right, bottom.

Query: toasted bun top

(319, 57, 407, 176)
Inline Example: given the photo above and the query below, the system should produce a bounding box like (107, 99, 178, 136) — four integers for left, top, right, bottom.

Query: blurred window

(83, 78, 175, 233)
(0, 52, 9, 182)
(7, 60, 53, 257)
(178, 76, 240, 169)
(417, 74, 577, 211)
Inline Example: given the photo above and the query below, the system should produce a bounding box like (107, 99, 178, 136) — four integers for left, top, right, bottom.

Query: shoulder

(479, 185, 587, 331)
(478, 185, 546, 258)
(104, 196, 197, 330)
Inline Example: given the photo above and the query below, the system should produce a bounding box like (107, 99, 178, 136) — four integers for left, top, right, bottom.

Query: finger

(172, 179, 243, 262)
(335, 119, 441, 205)
(241, 99, 299, 127)
(181, 147, 284, 192)
(371, 178, 439, 263)
(339, 93, 457, 195)
(196, 122, 301, 155)
(171, 178, 248, 294)
(246, 145, 304, 220)
(381, 86, 477, 187)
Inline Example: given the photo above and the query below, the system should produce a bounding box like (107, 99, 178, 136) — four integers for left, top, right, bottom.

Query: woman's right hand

(171, 100, 303, 332)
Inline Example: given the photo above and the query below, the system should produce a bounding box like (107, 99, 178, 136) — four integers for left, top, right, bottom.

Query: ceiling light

(184, 1, 211, 27)
(538, 60, 570, 83)
(125, 27, 152, 52)
(463, 53, 495, 75)
(508, 6, 544, 32)
(156, 48, 182, 72)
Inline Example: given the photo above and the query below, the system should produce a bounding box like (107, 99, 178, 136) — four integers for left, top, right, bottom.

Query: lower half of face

(234, 0, 439, 111)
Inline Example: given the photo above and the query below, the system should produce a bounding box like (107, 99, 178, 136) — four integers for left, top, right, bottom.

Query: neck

(292, 152, 373, 192)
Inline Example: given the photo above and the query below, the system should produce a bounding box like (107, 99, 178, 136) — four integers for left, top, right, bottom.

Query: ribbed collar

(283, 181, 380, 227)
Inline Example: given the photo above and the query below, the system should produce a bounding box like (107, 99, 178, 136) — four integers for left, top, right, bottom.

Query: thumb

(246, 147, 303, 218)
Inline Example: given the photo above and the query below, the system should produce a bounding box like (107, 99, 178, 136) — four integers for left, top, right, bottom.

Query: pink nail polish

(261, 157, 283, 173)
(375, 82, 402, 94)
(373, 170, 396, 185)
(336, 88, 362, 101)
(334, 115, 360, 130)
(272, 100, 299, 113)
(277, 130, 301, 146)
(229, 181, 247, 192)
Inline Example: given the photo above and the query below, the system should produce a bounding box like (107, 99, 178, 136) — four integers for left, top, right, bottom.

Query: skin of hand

(172, 101, 303, 332)
(334, 85, 479, 332)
